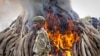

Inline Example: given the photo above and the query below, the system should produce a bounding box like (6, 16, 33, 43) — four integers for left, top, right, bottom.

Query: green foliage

(83, 16, 91, 21)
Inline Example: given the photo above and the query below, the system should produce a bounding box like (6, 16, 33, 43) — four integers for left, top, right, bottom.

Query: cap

(33, 16, 45, 22)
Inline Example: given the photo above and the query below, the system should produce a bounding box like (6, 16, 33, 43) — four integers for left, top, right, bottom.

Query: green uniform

(33, 28, 51, 56)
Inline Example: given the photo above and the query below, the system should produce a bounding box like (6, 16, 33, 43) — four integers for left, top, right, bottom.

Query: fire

(44, 12, 80, 56)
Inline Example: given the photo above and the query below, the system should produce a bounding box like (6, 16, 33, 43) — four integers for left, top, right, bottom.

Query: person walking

(32, 16, 51, 56)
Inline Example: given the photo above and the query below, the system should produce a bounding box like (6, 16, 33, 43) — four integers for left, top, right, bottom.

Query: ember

(41, 0, 80, 56)
(44, 10, 80, 56)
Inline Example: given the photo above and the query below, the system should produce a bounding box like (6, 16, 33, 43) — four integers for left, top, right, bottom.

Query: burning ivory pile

(0, 15, 100, 56)
(0, 0, 100, 56)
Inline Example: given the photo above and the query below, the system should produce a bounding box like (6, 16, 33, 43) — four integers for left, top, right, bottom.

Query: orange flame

(44, 12, 80, 56)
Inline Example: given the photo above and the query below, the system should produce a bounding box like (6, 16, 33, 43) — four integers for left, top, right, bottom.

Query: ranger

(32, 16, 51, 56)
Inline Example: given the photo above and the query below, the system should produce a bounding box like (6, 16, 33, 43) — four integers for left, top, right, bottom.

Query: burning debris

(0, 0, 100, 56)
(44, 10, 80, 56)
(43, 3, 100, 55)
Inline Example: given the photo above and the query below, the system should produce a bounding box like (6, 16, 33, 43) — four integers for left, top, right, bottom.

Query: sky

(0, 0, 100, 31)
(71, 0, 100, 18)
(0, 0, 23, 31)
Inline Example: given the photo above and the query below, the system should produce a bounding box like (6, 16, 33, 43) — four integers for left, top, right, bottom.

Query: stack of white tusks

(0, 15, 100, 56)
